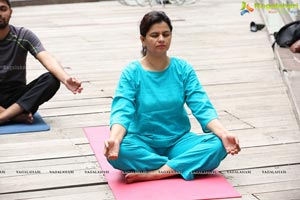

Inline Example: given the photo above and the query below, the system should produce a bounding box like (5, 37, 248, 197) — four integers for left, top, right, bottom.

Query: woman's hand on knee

(104, 139, 120, 160)
(221, 133, 241, 155)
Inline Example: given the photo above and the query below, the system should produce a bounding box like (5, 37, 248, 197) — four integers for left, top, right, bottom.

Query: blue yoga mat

(0, 113, 50, 134)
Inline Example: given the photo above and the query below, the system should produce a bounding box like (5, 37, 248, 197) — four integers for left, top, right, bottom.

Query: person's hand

(290, 40, 300, 53)
(104, 139, 120, 160)
(64, 76, 83, 94)
(221, 133, 241, 155)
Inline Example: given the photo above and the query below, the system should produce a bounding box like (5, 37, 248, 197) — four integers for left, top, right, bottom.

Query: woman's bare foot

(124, 166, 179, 184)
(12, 113, 34, 124)
(125, 172, 153, 184)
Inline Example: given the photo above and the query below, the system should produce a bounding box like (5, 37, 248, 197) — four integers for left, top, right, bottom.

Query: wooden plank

(0, 131, 63, 144)
(219, 143, 300, 171)
(40, 97, 112, 109)
(0, 162, 102, 179)
(0, 155, 97, 170)
(0, 169, 106, 194)
(224, 195, 258, 200)
(0, 185, 113, 200)
(0, 148, 88, 163)
(0, 139, 94, 163)
(0, 139, 82, 151)
(16, 191, 114, 200)
(39, 105, 111, 117)
(237, 180, 300, 196)
(44, 113, 110, 128)
(254, 189, 300, 200)
(230, 128, 300, 148)
(0, 127, 86, 144)
(222, 165, 300, 186)
(185, 120, 300, 148)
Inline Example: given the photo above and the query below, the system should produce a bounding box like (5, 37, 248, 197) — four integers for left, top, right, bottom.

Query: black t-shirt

(0, 25, 45, 91)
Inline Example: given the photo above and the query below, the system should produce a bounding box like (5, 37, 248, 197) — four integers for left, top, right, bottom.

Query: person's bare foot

(124, 169, 178, 184)
(12, 113, 33, 124)
(125, 172, 153, 184)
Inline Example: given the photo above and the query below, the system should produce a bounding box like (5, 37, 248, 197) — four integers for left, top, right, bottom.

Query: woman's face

(141, 21, 172, 56)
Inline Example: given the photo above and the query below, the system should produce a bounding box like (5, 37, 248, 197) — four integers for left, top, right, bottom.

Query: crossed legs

(0, 73, 60, 125)
(108, 132, 227, 183)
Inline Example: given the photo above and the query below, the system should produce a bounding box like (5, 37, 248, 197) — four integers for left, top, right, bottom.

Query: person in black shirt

(0, 0, 83, 124)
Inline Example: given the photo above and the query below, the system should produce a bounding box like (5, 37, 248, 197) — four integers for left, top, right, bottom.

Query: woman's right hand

(104, 139, 120, 160)
(104, 124, 126, 160)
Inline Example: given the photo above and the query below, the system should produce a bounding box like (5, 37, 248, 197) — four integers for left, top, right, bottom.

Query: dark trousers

(0, 73, 60, 114)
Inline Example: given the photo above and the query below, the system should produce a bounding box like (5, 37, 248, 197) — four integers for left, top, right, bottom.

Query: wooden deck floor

(1, 0, 300, 199)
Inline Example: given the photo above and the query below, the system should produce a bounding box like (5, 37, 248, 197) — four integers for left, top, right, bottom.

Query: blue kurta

(111, 57, 218, 147)
(109, 57, 226, 180)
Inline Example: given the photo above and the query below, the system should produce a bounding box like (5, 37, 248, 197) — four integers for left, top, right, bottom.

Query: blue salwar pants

(108, 132, 227, 180)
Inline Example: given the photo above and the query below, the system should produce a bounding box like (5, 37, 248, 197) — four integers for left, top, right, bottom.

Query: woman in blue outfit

(104, 11, 240, 184)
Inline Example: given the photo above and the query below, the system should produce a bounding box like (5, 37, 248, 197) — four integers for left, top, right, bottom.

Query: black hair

(139, 11, 173, 56)
(1, 0, 11, 7)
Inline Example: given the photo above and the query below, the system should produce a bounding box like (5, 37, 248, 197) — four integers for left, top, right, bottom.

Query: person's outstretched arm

(36, 51, 83, 94)
(106, 66, 137, 159)
(182, 62, 240, 155)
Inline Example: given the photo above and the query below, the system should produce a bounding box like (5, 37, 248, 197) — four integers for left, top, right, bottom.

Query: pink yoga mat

(84, 126, 241, 200)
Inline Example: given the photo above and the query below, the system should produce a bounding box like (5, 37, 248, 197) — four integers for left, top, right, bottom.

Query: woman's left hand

(221, 133, 241, 155)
